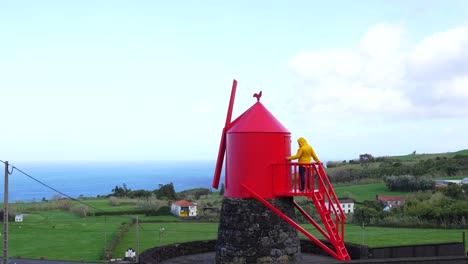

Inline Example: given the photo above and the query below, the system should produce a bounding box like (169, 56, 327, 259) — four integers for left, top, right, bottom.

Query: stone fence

(139, 239, 467, 264)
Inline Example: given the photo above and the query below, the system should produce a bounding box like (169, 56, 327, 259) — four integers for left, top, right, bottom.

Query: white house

(171, 200, 197, 217)
(15, 214, 24, 222)
(325, 199, 354, 214)
(124, 248, 136, 260)
(434, 179, 467, 187)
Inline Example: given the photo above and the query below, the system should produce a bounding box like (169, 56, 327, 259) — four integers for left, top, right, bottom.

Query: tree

(384, 175, 434, 192)
(444, 183, 464, 199)
(111, 184, 131, 197)
(353, 207, 379, 225)
(156, 183, 177, 200)
(359, 154, 374, 169)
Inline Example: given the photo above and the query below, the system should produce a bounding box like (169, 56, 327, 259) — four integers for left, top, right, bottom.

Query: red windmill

(213, 80, 351, 261)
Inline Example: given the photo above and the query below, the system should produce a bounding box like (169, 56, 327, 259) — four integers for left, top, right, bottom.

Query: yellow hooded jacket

(288, 137, 320, 163)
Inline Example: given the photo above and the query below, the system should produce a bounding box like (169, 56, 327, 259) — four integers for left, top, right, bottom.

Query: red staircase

(243, 162, 351, 261)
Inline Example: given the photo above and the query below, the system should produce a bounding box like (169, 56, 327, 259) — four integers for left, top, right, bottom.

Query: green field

(115, 222, 219, 256)
(2, 204, 468, 261)
(117, 221, 468, 258)
(325, 149, 468, 172)
(384, 149, 468, 161)
(1, 211, 131, 261)
(333, 183, 409, 202)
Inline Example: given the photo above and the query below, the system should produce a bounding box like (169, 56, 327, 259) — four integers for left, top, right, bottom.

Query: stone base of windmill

(215, 197, 301, 264)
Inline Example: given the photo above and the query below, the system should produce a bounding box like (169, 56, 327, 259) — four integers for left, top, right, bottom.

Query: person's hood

(297, 137, 308, 147)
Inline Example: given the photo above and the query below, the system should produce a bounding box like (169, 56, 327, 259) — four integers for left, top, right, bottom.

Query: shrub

(108, 196, 120, 206)
(54, 199, 72, 211)
(71, 205, 89, 218)
(384, 175, 434, 192)
(145, 206, 171, 216)
(137, 194, 166, 211)
(102, 222, 131, 260)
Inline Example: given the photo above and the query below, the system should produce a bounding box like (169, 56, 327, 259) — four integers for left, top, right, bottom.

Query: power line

(1, 160, 120, 216)
(0, 160, 153, 222)
(8, 164, 107, 213)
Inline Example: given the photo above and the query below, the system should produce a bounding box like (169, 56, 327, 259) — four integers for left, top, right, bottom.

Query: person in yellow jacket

(287, 137, 320, 191)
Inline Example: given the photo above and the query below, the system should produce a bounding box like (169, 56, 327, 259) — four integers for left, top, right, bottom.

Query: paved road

(159, 252, 338, 264)
(4, 253, 338, 264)
(3, 259, 101, 264)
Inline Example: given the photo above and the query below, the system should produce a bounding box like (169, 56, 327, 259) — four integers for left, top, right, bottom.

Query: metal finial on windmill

(253, 91, 262, 102)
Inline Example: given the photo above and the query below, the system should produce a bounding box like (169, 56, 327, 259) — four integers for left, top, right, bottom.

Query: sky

(1, 0, 468, 162)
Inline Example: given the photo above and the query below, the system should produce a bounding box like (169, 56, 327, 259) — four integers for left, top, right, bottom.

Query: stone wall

(215, 197, 301, 263)
(327, 256, 468, 264)
(139, 240, 467, 264)
(300, 239, 369, 259)
(368, 242, 466, 259)
(139, 240, 216, 264)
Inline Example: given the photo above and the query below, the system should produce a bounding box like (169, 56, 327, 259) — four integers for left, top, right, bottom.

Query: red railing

(315, 162, 346, 240)
(272, 162, 316, 195)
(272, 162, 347, 245)
(243, 162, 350, 260)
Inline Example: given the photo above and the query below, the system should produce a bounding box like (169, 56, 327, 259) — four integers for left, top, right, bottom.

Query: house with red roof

(171, 200, 198, 217)
(376, 195, 405, 210)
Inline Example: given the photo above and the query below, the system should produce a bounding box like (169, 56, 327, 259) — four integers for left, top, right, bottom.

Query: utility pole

(463, 231, 466, 256)
(3, 161, 9, 264)
(135, 216, 139, 263)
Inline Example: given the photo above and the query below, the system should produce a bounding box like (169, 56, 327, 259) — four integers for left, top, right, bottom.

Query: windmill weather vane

(253, 91, 262, 102)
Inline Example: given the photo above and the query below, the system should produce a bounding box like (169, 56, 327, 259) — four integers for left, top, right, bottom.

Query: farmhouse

(15, 214, 24, 222)
(325, 199, 354, 214)
(376, 195, 405, 208)
(338, 199, 355, 214)
(171, 200, 197, 217)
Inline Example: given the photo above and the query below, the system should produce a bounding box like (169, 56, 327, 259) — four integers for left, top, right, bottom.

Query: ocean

(1, 160, 217, 202)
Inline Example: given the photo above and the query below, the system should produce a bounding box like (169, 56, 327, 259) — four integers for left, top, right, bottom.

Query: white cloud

(288, 23, 468, 121)
(409, 27, 468, 75)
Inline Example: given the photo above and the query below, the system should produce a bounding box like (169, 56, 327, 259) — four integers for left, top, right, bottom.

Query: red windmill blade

(212, 79, 237, 189)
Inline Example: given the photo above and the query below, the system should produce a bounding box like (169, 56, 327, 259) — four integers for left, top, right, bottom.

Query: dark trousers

(299, 166, 306, 191)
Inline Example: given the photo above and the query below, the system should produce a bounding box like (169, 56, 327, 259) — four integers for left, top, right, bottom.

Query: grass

(0, 211, 131, 262)
(114, 222, 219, 258)
(455, 149, 468, 156)
(325, 162, 381, 174)
(325, 149, 468, 173)
(115, 221, 468, 258)
(137, 215, 181, 221)
(302, 224, 468, 249)
(333, 183, 409, 202)
(2, 205, 467, 261)
(392, 152, 457, 161)
(8, 197, 145, 213)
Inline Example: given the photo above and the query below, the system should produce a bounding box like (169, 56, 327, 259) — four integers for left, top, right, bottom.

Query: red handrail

(269, 162, 351, 261)
(314, 163, 346, 239)
(272, 162, 346, 241)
